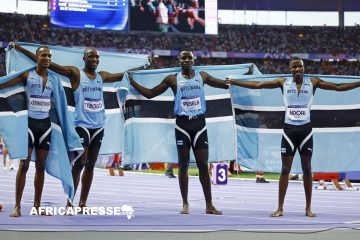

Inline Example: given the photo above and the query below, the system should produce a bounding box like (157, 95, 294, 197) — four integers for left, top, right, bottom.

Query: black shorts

(175, 115, 208, 150)
(281, 122, 313, 157)
(28, 117, 52, 151)
(76, 126, 104, 149)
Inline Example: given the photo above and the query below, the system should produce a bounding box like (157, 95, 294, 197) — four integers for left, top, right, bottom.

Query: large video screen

(50, 0, 129, 30)
(129, 0, 218, 34)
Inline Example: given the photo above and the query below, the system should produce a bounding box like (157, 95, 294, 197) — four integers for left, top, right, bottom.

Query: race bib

(29, 97, 51, 112)
(181, 96, 201, 112)
(84, 99, 104, 112)
(286, 107, 309, 121)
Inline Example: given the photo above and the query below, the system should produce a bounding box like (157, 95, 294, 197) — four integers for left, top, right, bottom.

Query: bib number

(84, 99, 104, 112)
(29, 97, 51, 112)
(287, 107, 308, 121)
(181, 97, 201, 112)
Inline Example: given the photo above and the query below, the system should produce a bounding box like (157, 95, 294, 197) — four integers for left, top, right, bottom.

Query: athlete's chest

(284, 81, 312, 101)
(80, 79, 103, 94)
(27, 76, 53, 96)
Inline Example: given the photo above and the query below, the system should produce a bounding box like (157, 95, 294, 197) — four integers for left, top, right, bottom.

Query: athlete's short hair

(35, 46, 50, 55)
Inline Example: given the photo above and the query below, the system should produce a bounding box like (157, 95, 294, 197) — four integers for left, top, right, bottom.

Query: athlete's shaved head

(84, 47, 99, 57)
(36, 46, 50, 55)
(289, 56, 303, 66)
(178, 49, 193, 58)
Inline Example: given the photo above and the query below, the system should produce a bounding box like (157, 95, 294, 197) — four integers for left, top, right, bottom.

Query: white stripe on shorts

(300, 130, 313, 151)
(193, 126, 207, 148)
(175, 124, 191, 142)
(282, 132, 294, 152)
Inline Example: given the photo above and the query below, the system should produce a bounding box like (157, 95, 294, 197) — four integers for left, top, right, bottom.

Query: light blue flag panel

(229, 74, 360, 173)
(122, 64, 261, 164)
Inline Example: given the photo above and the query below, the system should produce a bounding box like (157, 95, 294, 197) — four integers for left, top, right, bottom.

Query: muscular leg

(67, 147, 88, 208)
(300, 155, 315, 217)
(33, 149, 49, 210)
(10, 148, 32, 217)
(79, 146, 101, 207)
(177, 147, 190, 214)
(271, 155, 294, 217)
(72, 149, 88, 195)
(193, 149, 222, 215)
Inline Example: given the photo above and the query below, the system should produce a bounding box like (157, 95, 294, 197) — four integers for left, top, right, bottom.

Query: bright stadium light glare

(0, 0, 48, 15)
(0, 0, 17, 13)
(218, 10, 359, 27)
(345, 12, 360, 26)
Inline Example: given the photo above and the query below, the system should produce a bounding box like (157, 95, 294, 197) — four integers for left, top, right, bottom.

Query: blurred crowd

(0, 12, 359, 76)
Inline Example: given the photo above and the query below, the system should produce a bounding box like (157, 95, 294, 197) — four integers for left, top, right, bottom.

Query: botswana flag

(6, 42, 150, 155)
(230, 74, 360, 173)
(122, 64, 261, 164)
(0, 68, 83, 200)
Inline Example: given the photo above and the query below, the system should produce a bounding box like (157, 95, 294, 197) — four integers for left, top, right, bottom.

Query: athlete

(230, 56, 360, 217)
(1, 46, 55, 217)
(128, 50, 227, 215)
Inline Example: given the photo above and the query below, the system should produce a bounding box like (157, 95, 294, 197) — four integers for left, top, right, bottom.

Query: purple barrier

(340, 172, 360, 180)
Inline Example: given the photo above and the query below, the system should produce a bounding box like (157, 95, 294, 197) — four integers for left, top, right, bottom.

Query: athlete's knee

(302, 165, 312, 176)
(196, 160, 208, 173)
(19, 161, 30, 173)
(35, 162, 46, 173)
(177, 160, 188, 170)
(84, 161, 96, 171)
(177, 158, 189, 173)
(73, 158, 86, 172)
(281, 166, 291, 176)
(177, 152, 189, 165)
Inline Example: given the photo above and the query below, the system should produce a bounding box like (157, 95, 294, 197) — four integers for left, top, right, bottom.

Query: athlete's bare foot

(305, 208, 316, 217)
(78, 204, 89, 214)
(206, 205, 222, 215)
(180, 204, 189, 214)
(10, 206, 21, 217)
(64, 202, 74, 216)
(271, 208, 284, 217)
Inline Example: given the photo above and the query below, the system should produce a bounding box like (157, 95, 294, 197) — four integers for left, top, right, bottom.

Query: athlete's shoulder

(198, 70, 208, 77)
(309, 76, 321, 83)
(165, 73, 177, 81)
(22, 70, 31, 79)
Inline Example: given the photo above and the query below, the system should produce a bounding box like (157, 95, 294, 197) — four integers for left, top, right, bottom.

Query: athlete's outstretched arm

(0, 72, 28, 90)
(100, 67, 147, 83)
(99, 71, 126, 83)
(200, 71, 229, 89)
(11, 43, 80, 90)
(311, 77, 360, 91)
(128, 72, 172, 99)
(230, 77, 285, 89)
(100, 56, 152, 83)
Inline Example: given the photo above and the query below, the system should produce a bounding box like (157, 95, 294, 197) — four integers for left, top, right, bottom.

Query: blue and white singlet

(26, 70, 53, 119)
(73, 71, 105, 129)
(174, 71, 206, 117)
(283, 76, 314, 125)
